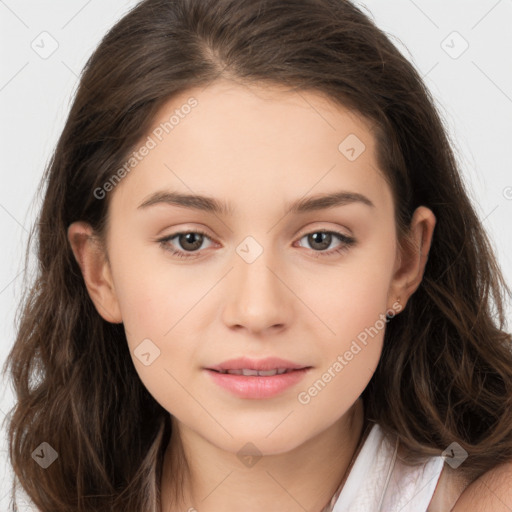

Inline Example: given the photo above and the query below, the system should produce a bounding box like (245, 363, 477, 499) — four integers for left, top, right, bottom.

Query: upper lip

(206, 357, 310, 372)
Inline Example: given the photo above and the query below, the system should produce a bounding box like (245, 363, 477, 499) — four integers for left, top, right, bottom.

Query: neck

(160, 399, 366, 512)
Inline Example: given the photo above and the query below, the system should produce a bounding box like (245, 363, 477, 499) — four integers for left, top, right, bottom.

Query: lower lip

(204, 368, 311, 399)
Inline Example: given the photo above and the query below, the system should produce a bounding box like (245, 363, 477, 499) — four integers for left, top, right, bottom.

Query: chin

(211, 427, 309, 458)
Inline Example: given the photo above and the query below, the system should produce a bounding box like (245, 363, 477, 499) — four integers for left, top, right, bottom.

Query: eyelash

(157, 228, 356, 260)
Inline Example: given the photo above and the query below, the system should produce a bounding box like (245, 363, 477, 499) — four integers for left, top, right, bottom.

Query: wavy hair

(3, 0, 512, 510)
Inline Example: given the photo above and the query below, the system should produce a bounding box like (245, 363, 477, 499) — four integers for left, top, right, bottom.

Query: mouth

(207, 368, 308, 376)
(206, 356, 310, 374)
(204, 365, 312, 399)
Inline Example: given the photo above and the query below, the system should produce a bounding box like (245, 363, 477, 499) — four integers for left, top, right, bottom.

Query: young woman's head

(4, 0, 512, 511)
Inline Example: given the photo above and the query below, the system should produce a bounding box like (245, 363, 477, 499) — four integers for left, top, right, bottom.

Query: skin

(68, 78, 437, 511)
(451, 461, 512, 511)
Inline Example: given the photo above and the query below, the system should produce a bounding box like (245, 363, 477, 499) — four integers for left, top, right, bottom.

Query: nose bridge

(222, 234, 292, 332)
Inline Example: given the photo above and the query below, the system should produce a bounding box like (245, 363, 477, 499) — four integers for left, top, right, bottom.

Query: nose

(221, 245, 293, 335)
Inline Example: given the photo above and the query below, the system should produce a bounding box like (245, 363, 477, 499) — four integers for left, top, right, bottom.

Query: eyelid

(294, 222, 353, 240)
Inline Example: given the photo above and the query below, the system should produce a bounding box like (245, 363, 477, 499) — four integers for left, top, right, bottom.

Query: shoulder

(451, 461, 512, 512)
(428, 460, 512, 512)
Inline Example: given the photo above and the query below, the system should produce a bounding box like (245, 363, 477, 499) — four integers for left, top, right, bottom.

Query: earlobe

(388, 206, 436, 310)
(67, 221, 123, 324)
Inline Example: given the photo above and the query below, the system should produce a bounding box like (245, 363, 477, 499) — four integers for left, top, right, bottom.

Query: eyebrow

(137, 189, 375, 215)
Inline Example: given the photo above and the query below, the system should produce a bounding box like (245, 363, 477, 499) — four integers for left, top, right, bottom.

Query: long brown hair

(3, 0, 512, 510)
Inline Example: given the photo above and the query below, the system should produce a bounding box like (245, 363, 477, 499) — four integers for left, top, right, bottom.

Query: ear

(67, 221, 123, 324)
(388, 206, 436, 312)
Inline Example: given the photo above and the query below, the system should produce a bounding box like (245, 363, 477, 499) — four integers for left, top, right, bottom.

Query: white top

(329, 423, 445, 512)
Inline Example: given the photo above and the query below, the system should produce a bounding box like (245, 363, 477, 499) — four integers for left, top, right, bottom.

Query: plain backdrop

(1, 0, 511, 509)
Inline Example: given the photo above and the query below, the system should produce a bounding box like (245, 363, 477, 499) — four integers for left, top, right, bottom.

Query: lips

(206, 356, 309, 373)
(214, 368, 295, 376)
(204, 357, 312, 399)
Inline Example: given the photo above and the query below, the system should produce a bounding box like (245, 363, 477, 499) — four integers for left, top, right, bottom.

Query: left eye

(158, 229, 355, 259)
(296, 230, 355, 255)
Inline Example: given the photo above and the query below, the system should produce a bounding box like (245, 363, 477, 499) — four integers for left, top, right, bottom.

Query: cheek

(310, 237, 396, 344)
(108, 239, 191, 342)
(113, 275, 161, 344)
(297, 288, 389, 425)
(296, 236, 396, 410)
(107, 245, 208, 397)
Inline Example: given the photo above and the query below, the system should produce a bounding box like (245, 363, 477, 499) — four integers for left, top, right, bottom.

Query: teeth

(219, 368, 293, 376)
(255, 369, 279, 376)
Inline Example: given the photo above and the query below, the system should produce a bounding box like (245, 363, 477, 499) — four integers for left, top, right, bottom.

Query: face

(78, 79, 416, 455)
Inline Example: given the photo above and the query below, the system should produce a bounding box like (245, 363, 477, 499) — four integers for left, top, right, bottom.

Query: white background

(1, 0, 511, 509)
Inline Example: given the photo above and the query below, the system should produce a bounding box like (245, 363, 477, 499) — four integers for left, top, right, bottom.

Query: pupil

(310, 232, 331, 250)
(181, 233, 202, 251)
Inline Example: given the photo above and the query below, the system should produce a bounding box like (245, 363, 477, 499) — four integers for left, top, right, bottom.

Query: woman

(3, 0, 512, 510)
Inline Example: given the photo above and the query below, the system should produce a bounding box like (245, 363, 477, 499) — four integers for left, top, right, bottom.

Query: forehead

(109, 79, 392, 218)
